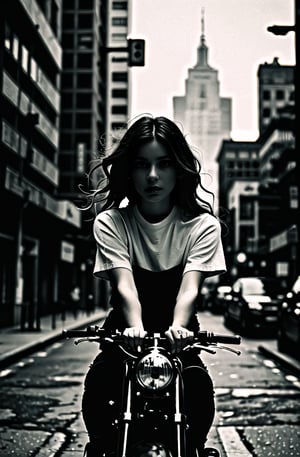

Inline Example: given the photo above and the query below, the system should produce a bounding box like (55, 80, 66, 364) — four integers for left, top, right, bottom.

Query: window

(112, 105, 127, 115)
(200, 84, 206, 98)
(12, 34, 19, 60)
(112, 72, 128, 82)
(30, 58, 38, 81)
(62, 33, 74, 48)
(263, 108, 270, 117)
(112, 88, 128, 98)
(63, 13, 75, 28)
(59, 153, 74, 169)
(112, 17, 128, 26)
(60, 133, 72, 149)
(50, 0, 58, 35)
(225, 151, 236, 159)
(263, 90, 270, 100)
(112, 122, 126, 129)
(77, 74, 92, 88)
(4, 23, 11, 51)
(61, 114, 73, 129)
(78, 34, 93, 49)
(79, 0, 93, 8)
(78, 14, 93, 28)
(239, 151, 249, 159)
(62, 74, 73, 89)
(63, 0, 75, 9)
(276, 90, 284, 100)
(239, 225, 255, 250)
(112, 56, 128, 63)
(76, 93, 92, 109)
(77, 53, 92, 68)
(63, 53, 74, 68)
(240, 196, 254, 220)
(76, 113, 91, 128)
(112, 1, 127, 9)
(21, 45, 29, 72)
(62, 93, 73, 109)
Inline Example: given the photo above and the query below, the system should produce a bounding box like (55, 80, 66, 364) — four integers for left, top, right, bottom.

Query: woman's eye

(159, 159, 173, 168)
(134, 161, 148, 169)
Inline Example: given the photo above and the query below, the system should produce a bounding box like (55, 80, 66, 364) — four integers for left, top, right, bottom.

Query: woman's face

(131, 139, 177, 210)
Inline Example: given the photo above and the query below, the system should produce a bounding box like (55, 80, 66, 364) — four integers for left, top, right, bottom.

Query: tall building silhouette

(173, 9, 231, 206)
(258, 57, 294, 135)
(105, 0, 130, 147)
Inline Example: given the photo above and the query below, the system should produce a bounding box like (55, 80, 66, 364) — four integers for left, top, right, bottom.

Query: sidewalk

(258, 339, 300, 377)
(0, 308, 108, 369)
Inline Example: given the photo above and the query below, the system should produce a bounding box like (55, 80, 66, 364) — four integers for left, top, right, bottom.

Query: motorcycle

(63, 327, 241, 457)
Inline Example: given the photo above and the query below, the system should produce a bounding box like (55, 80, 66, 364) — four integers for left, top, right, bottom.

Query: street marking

(34, 432, 66, 456)
(218, 426, 252, 456)
(0, 369, 13, 377)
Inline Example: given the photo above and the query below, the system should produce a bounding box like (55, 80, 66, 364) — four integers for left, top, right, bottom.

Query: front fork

(116, 360, 133, 457)
(116, 359, 187, 457)
(173, 360, 187, 457)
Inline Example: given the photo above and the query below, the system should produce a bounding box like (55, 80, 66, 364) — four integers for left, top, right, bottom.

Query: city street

(0, 311, 299, 457)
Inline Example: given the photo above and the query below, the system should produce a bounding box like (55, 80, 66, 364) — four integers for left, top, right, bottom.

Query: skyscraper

(173, 10, 231, 204)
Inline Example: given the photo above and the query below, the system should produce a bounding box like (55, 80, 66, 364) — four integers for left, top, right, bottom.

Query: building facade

(58, 0, 109, 311)
(173, 11, 231, 204)
(217, 52, 297, 285)
(0, 0, 81, 328)
(105, 0, 130, 147)
(0, 0, 114, 328)
(258, 57, 294, 135)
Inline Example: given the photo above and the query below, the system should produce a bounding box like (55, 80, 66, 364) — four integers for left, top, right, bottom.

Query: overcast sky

(129, 0, 295, 141)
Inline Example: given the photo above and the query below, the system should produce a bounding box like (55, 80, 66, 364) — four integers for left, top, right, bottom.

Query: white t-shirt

(93, 205, 226, 278)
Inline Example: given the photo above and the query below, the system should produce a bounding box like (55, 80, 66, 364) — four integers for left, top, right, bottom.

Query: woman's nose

(147, 165, 159, 180)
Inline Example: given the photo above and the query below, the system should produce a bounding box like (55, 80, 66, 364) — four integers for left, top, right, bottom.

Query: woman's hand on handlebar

(123, 326, 147, 352)
(165, 325, 194, 353)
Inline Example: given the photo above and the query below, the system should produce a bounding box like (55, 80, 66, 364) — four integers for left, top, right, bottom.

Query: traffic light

(128, 39, 145, 67)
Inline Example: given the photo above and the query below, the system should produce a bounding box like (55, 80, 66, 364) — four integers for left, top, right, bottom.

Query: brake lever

(74, 337, 100, 345)
(215, 344, 241, 356)
(191, 343, 217, 354)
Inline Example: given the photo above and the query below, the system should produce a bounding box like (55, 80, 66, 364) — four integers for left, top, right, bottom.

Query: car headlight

(136, 350, 173, 391)
(248, 302, 263, 311)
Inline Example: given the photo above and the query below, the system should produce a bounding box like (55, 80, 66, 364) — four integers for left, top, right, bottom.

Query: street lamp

(267, 25, 295, 35)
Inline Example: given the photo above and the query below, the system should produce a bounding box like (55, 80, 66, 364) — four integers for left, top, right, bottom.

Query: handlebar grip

(62, 326, 106, 338)
(211, 333, 241, 344)
(198, 331, 241, 345)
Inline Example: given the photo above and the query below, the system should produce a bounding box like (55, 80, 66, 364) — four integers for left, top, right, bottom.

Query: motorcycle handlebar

(198, 331, 241, 345)
(62, 327, 241, 345)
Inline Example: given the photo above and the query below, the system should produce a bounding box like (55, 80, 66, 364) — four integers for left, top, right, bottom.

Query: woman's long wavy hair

(82, 115, 215, 218)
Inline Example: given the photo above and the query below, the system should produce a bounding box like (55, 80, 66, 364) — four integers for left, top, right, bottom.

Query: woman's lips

(145, 186, 162, 193)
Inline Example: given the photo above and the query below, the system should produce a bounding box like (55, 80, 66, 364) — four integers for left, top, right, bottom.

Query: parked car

(277, 276, 300, 360)
(197, 280, 218, 311)
(224, 276, 285, 335)
(204, 284, 232, 314)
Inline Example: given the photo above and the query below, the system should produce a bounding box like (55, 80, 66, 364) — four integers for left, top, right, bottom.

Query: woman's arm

(166, 270, 206, 352)
(173, 270, 205, 326)
(109, 267, 146, 349)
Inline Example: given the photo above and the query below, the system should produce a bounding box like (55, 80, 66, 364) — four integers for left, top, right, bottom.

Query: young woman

(82, 115, 226, 457)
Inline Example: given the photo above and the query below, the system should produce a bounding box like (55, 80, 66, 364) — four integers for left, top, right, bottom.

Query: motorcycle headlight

(136, 350, 173, 391)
